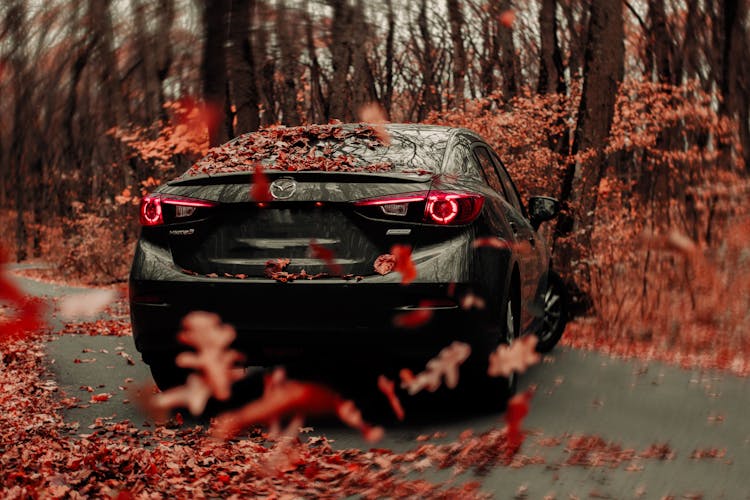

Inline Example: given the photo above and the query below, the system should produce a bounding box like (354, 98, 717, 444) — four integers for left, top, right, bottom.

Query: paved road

(13, 270, 750, 498)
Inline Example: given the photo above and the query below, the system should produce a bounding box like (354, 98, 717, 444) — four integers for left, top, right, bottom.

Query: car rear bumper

(130, 278, 490, 366)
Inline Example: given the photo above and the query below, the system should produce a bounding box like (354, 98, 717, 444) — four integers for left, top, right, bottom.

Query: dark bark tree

(228, 0, 260, 135)
(557, 0, 624, 239)
(276, 0, 301, 126)
(383, 0, 395, 116)
(416, 0, 440, 118)
(5, 1, 28, 260)
(304, 6, 327, 123)
(254, 1, 277, 126)
(497, 0, 518, 102)
(719, 0, 750, 169)
(447, 0, 467, 108)
(537, 0, 565, 94)
(202, 0, 231, 146)
(328, 0, 354, 121)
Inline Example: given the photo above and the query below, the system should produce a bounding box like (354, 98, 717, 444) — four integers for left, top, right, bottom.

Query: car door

(473, 144, 545, 332)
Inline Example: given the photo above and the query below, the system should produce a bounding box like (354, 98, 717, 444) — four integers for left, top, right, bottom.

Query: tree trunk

(417, 0, 440, 118)
(557, 0, 624, 240)
(276, 0, 301, 126)
(383, 0, 395, 116)
(446, 0, 467, 108)
(538, 0, 565, 94)
(202, 0, 230, 146)
(228, 0, 260, 135)
(497, 0, 518, 102)
(304, 6, 326, 123)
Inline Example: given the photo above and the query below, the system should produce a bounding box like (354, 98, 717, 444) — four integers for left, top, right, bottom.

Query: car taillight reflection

(353, 190, 483, 225)
(139, 195, 217, 226)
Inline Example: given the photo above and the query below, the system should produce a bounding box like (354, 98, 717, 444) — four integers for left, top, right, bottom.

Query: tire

(500, 288, 520, 395)
(464, 281, 520, 410)
(146, 355, 191, 391)
(535, 270, 568, 353)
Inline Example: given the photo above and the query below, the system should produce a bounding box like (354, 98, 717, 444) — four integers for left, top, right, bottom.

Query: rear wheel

(464, 282, 519, 410)
(535, 270, 568, 352)
(146, 355, 190, 391)
(502, 293, 519, 394)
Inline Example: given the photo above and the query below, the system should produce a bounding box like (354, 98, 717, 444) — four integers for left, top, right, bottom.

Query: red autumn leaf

(393, 305, 433, 329)
(357, 102, 391, 145)
(499, 9, 516, 28)
(377, 375, 405, 421)
(472, 237, 512, 250)
(309, 240, 342, 275)
(400, 341, 471, 395)
(399, 368, 415, 385)
(211, 368, 382, 443)
(504, 388, 534, 457)
(251, 164, 271, 202)
(175, 312, 246, 401)
(373, 253, 396, 275)
(459, 292, 486, 310)
(391, 244, 417, 285)
(0, 249, 45, 342)
(151, 373, 213, 416)
(90, 393, 112, 403)
(487, 335, 541, 378)
(59, 289, 117, 320)
(265, 258, 291, 279)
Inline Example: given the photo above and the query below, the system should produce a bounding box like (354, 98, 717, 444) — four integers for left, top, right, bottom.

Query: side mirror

(528, 196, 559, 229)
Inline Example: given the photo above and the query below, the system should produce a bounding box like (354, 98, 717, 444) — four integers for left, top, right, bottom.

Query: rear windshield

(185, 124, 447, 176)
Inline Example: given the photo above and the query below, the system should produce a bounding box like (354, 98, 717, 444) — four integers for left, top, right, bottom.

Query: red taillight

(139, 194, 216, 226)
(140, 195, 163, 226)
(426, 191, 483, 225)
(353, 190, 483, 225)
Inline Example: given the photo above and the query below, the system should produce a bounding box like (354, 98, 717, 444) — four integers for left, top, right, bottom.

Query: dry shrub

(35, 203, 137, 285)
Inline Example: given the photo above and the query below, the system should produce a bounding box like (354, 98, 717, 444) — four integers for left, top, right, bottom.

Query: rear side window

(473, 146, 507, 198)
(443, 135, 483, 181)
(488, 150, 525, 214)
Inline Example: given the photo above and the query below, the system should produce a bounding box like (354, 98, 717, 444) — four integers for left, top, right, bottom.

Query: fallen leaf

(377, 375, 405, 421)
(59, 289, 117, 320)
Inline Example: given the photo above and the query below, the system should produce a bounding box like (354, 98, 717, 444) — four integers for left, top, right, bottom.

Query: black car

(129, 123, 566, 391)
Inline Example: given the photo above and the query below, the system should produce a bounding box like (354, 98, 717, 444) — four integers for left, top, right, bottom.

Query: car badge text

(269, 177, 297, 200)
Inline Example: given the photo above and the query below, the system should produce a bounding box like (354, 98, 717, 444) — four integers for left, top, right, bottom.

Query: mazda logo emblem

(270, 177, 297, 200)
